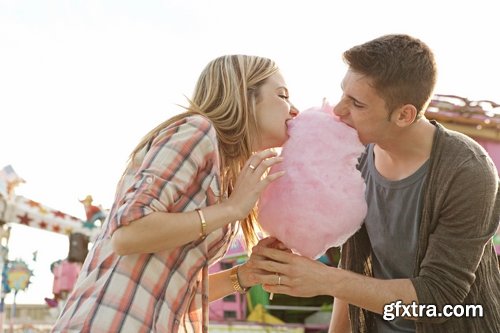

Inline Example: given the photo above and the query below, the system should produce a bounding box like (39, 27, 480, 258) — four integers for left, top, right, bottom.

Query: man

(249, 34, 500, 332)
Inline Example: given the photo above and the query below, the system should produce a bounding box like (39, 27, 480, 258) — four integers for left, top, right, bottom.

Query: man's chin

(342, 123, 365, 143)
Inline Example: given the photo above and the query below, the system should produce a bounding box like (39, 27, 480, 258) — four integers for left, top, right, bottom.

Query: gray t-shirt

(359, 144, 429, 333)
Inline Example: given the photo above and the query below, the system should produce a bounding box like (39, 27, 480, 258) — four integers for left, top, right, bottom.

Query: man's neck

(373, 118, 436, 181)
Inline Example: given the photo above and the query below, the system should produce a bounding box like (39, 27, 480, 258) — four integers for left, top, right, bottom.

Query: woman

(52, 55, 298, 332)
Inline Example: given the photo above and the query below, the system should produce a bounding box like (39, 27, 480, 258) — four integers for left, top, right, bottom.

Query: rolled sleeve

(411, 155, 499, 323)
(109, 116, 218, 235)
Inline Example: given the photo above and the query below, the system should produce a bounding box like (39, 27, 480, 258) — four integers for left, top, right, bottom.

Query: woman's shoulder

(152, 114, 217, 145)
(150, 115, 219, 164)
(184, 114, 214, 128)
(166, 114, 216, 139)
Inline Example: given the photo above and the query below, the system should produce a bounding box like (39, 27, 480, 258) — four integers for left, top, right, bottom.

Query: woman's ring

(277, 274, 281, 286)
(249, 164, 256, 170)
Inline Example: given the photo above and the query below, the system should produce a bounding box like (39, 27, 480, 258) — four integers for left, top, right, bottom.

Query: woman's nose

(289, 104, 299, 117)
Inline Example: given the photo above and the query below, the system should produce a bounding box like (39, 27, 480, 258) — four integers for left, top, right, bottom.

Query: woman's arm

(209, 267, 242, 302)
(111, 148, 284, 255)
(329, 298, 351, 333)
(112, 203, 238, 255)
(208, 238, 284, 301)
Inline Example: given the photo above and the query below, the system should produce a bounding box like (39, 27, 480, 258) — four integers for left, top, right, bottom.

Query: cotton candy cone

(258, 104, 367, 259)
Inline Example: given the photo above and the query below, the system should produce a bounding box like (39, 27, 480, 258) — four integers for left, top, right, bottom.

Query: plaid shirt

(53, 116, 236, 332)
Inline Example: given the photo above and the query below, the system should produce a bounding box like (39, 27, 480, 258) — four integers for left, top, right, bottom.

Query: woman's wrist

(220, 200, 245, 222)
(230, 265, 249, 293)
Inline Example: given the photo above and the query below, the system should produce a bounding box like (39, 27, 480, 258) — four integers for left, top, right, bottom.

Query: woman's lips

(285, 119, 295, 134)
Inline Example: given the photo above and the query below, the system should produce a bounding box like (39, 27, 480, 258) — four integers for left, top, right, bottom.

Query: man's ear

(393, 104, 417, 127)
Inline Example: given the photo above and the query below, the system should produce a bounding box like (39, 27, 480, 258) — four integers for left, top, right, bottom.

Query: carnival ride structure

(0, 166, 107, 328)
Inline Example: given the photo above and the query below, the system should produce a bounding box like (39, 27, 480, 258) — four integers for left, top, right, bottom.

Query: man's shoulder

(434, 121, 488, 160)
(432, 121, 497, 179)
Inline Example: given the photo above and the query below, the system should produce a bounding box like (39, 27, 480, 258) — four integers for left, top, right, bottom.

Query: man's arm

(249, 245, 417, 316)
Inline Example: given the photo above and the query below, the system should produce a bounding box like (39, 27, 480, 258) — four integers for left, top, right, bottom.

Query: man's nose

(333, 101, 347, 116)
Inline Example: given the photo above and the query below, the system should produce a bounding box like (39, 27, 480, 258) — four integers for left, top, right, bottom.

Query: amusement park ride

(0, 165, 107, 329)
(0, 94, 498, 331)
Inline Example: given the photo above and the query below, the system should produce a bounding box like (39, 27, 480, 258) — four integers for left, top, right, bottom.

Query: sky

(0, 0, 499, 305)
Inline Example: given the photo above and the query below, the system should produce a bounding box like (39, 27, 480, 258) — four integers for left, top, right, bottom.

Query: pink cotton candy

(258, 104, 367, 259)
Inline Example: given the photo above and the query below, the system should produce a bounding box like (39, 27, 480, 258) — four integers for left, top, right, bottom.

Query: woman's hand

(225, 149, 285, 220)
(249, 241, 332, 298)
(237, 237, 288, 288)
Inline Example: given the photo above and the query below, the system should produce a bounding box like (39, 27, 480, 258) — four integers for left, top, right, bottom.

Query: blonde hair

(129, 55, 279, 250)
